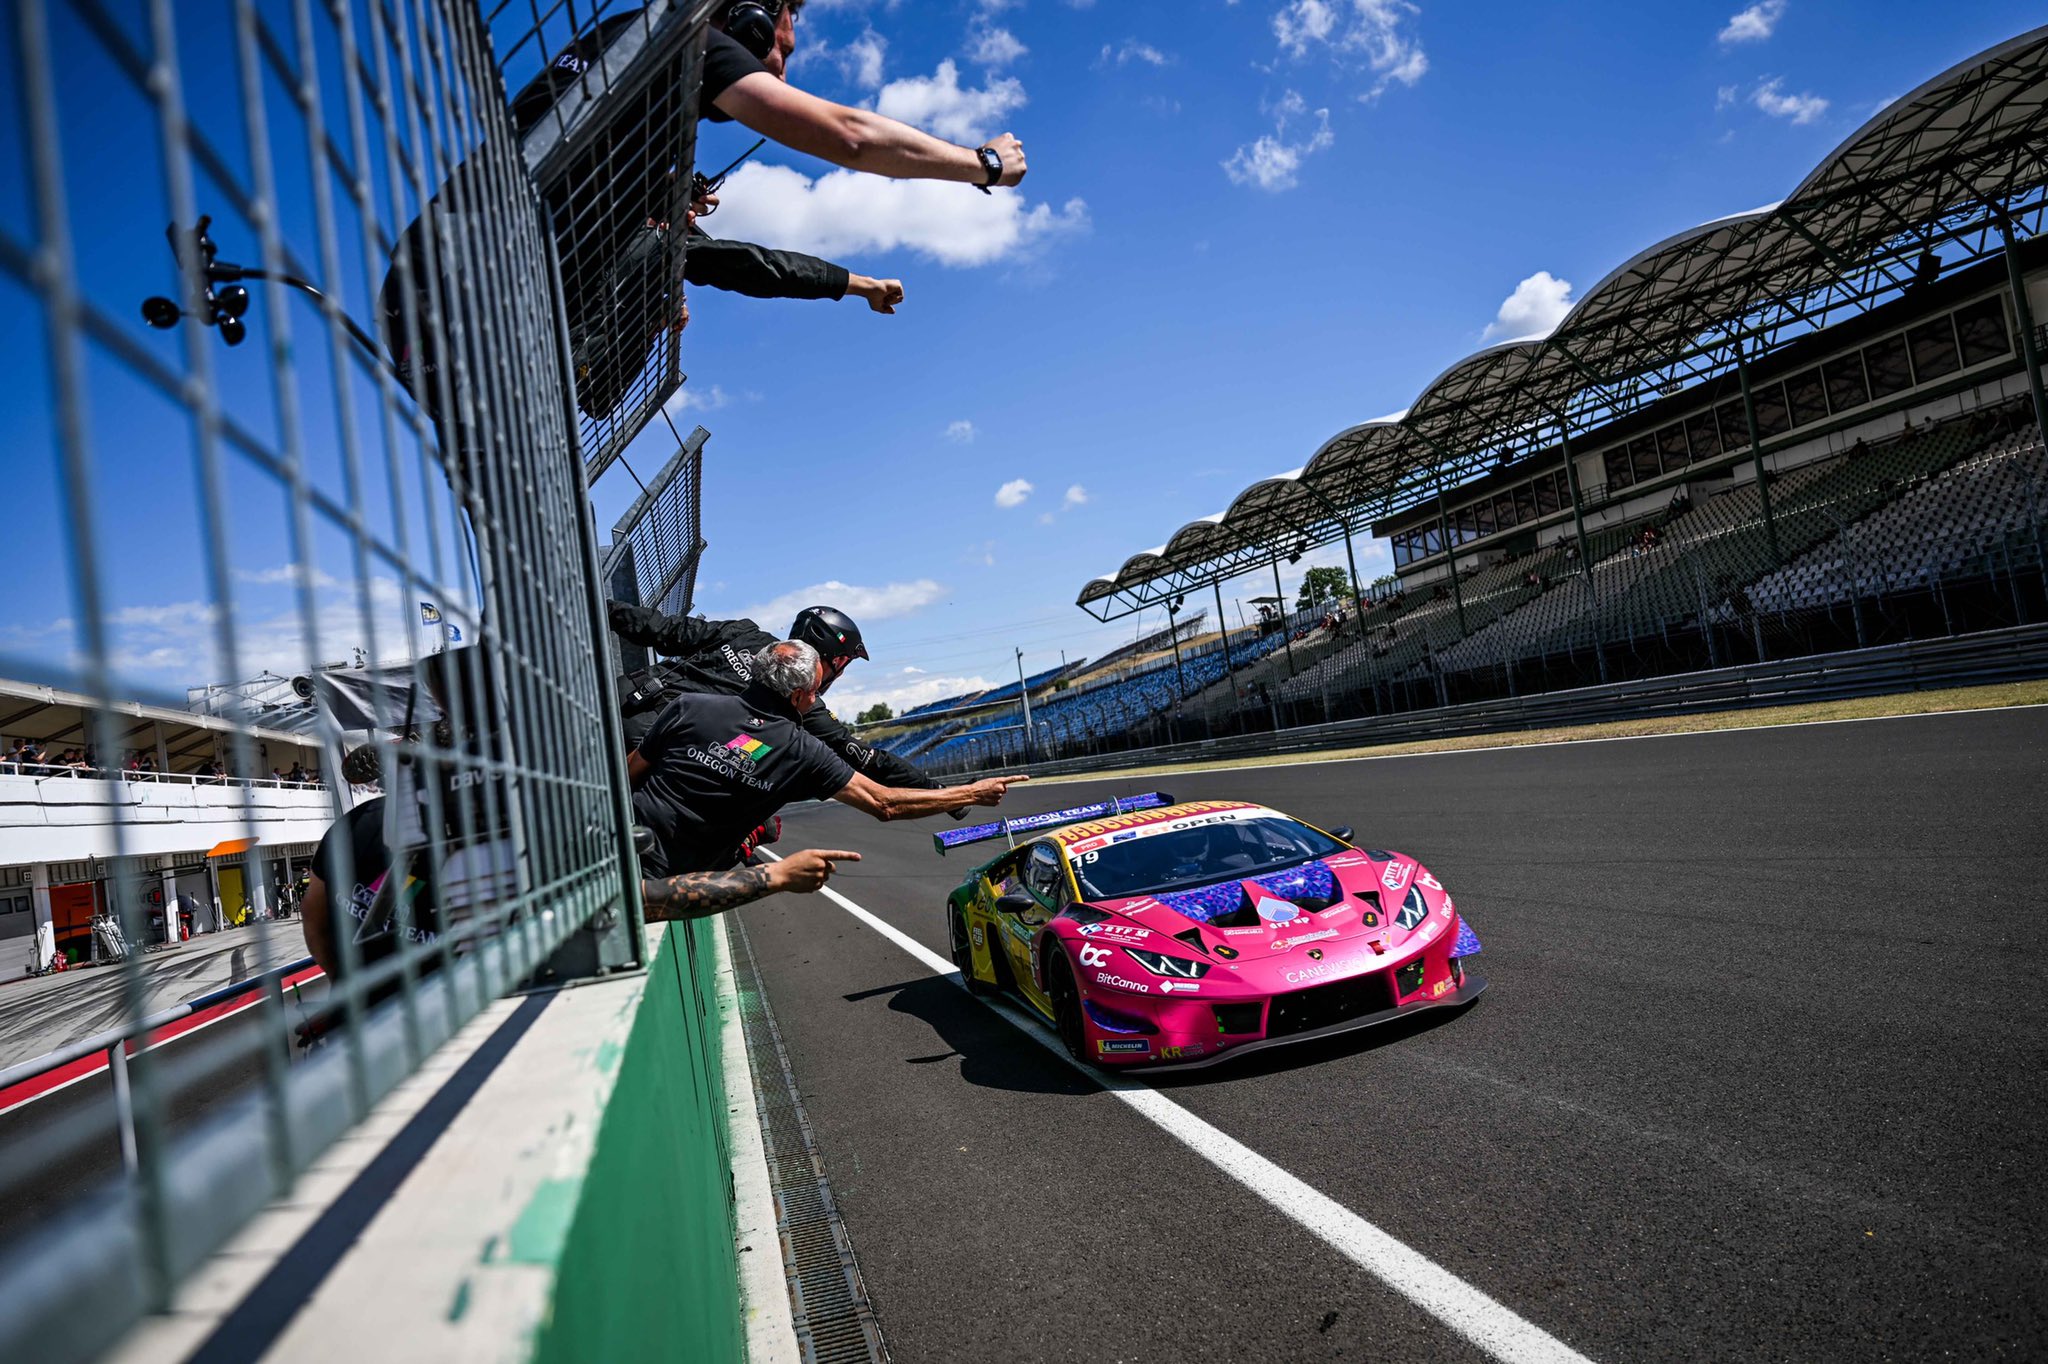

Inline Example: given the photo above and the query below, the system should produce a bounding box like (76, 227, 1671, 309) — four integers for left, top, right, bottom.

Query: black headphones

(722, 0, 784, 60)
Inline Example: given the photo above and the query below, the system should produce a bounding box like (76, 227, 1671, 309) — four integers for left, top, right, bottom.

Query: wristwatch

(974, 145, 1003, 194)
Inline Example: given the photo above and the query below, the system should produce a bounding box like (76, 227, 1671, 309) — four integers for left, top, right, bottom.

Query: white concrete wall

(0, 774, 335, 866)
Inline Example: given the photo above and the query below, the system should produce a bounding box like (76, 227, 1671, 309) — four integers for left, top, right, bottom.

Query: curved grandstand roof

(1080, 23, 2048, 613)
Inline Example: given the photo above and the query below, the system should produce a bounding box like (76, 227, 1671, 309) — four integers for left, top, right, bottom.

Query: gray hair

(751, 640, 821, 698)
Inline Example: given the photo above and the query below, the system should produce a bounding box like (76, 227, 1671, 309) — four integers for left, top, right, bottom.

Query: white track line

(758, 849, 1593, 1364)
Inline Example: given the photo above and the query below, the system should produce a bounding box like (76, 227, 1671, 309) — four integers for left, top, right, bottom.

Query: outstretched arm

(800, 707, 941, 790)
(832, 771, 1027, 822)
(712, 73, 1026, 186)
(608, 601, 720, 657)
(640, 848, 861, 921)
(684, 229, 849, 300)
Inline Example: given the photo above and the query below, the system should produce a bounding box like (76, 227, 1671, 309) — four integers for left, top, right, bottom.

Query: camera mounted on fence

(140, 217, 252, 345)
(141, 216, 388, 363)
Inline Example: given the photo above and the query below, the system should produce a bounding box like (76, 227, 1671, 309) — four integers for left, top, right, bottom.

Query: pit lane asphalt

(735, 705, 2048, 1363)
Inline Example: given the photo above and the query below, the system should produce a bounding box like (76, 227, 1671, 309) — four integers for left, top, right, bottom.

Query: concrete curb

(711, 917, 802, 1364)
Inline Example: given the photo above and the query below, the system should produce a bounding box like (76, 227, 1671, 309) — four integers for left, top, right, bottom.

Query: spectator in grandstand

(627, 641, 1025, 878)
(607, 599, 947, 795)
(196, 757, 224, 783)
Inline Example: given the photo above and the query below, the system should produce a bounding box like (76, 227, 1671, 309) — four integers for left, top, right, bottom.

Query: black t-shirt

(631, 684, 854, 877)
(701, 29, 770, 123)
(609, 603, 939, 791)
(314, 797, 441, 978)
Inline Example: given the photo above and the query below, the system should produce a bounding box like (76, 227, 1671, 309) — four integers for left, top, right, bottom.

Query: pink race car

(938, 793, 1486, 1069)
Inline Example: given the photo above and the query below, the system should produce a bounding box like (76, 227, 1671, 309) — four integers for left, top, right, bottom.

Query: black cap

(791, 606, 868, 662)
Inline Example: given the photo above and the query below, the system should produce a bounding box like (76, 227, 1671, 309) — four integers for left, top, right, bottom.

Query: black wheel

(1046, 953, 1090, 1065)
(950, 903, 999, 996)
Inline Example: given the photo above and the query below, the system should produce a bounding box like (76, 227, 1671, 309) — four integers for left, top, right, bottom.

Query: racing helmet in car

(791, 606, 868, 689)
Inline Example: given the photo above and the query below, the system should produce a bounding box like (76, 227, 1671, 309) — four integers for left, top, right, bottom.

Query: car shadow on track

(843, 977, 1097, 1096)
(844, 976, 1476, 1094)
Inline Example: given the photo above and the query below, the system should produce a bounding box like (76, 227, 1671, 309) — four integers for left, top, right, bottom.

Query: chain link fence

(0, 0, 709, 1356)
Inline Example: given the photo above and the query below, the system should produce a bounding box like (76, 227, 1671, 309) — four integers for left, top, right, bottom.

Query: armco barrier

(952, 623, 2048, 781)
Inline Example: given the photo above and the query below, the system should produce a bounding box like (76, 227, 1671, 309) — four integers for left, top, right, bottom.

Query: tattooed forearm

(640, 866, 774, 922)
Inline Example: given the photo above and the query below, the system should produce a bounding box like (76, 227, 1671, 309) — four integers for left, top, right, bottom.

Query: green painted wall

(532, 921, 742, 1363)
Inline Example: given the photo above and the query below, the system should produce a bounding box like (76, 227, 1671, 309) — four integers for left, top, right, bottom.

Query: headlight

(1125, 948, 1211, 979)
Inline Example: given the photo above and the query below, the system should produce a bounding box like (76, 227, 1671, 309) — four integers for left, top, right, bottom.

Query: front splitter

(1117, 972, 1488, 1073)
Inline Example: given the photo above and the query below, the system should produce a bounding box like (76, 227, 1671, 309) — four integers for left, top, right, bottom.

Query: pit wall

(533, 918, 743, 1363)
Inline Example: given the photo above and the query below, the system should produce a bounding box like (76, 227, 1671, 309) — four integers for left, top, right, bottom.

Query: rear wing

(933, 792, 1175, 857)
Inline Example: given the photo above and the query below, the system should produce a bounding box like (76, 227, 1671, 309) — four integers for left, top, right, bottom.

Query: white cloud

(664, 383, 730, 414)
(1719, 0, 1785, 45)
(1037, 511, 1056, 525)
(1063, 484, 1088, 508)
(1274, 0, 1337, 54)
(1752, 77, 1828, 124)
(1223, 89, 1333, 192)
(994, 478, 1034, 508)
(836, 28, 888, 89)
(1482, 270, 1575, 342)
(0, 568, 460, 698)
(874, 59, 1026, 145)
(1716, 84, 1739, 110)
(1273, 0, 1427, 99)
(1098, 39, 1172, 67)
(968, 25, 1028, 68)
(829, 670, 999, 722)
(735, 579, 946, 630)
(234, 564, 342, 591)
(945, 419, 977, 443)
(712, 162, 1088, 268)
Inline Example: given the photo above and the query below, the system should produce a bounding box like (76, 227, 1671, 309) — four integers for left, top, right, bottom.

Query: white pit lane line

(757, 849, 1594, 1364)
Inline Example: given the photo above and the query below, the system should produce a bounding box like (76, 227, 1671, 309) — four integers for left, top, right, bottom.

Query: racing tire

(949, 903, 999, 997)
(1046, 954, 1092, 1067)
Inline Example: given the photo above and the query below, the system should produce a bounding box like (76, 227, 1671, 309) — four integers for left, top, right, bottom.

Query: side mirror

(995, 890, 1037, 915)
(1329, 826, 1353, 842)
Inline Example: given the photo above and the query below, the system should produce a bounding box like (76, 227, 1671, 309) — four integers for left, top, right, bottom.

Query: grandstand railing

(933, 622, 2048, 781)
(929, 402, 2047, 774)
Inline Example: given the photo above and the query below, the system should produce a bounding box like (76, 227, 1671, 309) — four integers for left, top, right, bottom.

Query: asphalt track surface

(0, 923, 326, 1249)
(0, 920, 308, 1068)
(736, 706, 2047, 1363)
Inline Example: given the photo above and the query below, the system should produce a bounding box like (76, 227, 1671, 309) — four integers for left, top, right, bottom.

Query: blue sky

(3, 1, 2041, 720)
(608, 0, 2044, 715)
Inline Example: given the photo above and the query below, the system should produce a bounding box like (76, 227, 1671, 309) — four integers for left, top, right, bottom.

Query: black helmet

(791, 606, 868, 663)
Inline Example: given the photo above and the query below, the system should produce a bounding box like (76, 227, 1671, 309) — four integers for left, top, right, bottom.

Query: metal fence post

(108, 1042, 139, 1176)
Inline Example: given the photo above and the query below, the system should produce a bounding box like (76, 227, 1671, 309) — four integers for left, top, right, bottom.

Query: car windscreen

(1070, 816, 1346, 899)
